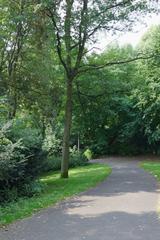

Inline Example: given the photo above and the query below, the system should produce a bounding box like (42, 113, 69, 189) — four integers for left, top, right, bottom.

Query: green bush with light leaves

(0, 122, 45, 203)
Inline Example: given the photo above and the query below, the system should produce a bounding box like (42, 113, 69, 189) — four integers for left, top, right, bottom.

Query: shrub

(43, 156, 62, 172)
(70, 149, 88, 167)
(0, 122, 46, 203)
(43, 148, 88, 172)
(84, 148, 93, 160)
(43, 131, 62, 156)
(8, 118, 47, 176)
(0, 123, 27, 202)
(19, 180, 45, 197)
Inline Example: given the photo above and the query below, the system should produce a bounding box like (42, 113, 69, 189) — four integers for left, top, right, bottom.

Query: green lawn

(0, 163, 111, 226)
(141, 162, 160, 181)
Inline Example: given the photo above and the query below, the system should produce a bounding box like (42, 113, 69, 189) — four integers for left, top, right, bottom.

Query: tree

(0, 0, 64, 135)
(132, 25, 160, 153)
(38, 0, 157, 178)
(0, 0, 33, 119)
(72, 44, 138, 156)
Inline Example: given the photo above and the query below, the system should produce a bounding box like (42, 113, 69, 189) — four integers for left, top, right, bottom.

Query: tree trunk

(8, 88, 17, 120)
(61, 78, 73, 178)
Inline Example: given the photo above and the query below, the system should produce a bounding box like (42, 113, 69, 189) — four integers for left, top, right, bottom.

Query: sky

(95, 13, 160, 52)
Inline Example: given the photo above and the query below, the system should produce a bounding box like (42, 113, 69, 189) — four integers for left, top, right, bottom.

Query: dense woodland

(0, 0, 160, 203)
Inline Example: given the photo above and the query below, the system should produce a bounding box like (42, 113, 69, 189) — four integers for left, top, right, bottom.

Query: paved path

(1, 157, 160, 240)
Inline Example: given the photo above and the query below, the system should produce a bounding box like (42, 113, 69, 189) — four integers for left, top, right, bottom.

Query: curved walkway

(1, 157, 160, 240)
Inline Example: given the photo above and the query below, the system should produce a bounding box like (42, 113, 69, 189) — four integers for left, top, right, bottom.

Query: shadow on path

(0, 156, 160, 240)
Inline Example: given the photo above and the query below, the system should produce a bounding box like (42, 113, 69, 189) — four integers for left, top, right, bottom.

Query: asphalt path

(1, 157, 160, 240)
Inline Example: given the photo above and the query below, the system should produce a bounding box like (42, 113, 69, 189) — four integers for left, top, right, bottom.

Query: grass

(141, 162, 160, 181)
(0, 163, 111, 226)
(141, 161, 160, 214)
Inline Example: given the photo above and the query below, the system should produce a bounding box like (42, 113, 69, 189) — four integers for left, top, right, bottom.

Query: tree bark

(8, 93, 17, 119)
(61, 78, 73, 178)
(8, 71, 18, 120)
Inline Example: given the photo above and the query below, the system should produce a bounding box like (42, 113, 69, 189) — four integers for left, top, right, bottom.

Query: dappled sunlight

(69, 166, 107, 174)
(1, 159, 160, 240)
(0, 164, 111, 225)
(65, 191, 158, 218)
(40, 175, 59, 182)
(40, 165, 110, 183)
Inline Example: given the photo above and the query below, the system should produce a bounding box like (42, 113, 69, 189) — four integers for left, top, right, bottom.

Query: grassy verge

(0, 163, 111, 226)
(141, 162, 160, 181)
(141, 161, 160, 214)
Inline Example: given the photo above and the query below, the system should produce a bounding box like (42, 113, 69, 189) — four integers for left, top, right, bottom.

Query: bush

(0, 122, 46, 204)
(43, 131, 62, 156)
(0, 123, 26, 202)
(70, 148, 88, 167)
(43, 156, 62, 172)
(84, 148, 93, 160)
(19, 180, 45, 197)
(0, 187, 18, 203)
(8, 118, 47, 176)
(43, 148, 88, 172)
(0, 121, 88, 204)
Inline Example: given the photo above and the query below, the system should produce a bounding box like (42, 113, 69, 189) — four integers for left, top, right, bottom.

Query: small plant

(84, 148, 93, 160)
(43, 130, 62, 156)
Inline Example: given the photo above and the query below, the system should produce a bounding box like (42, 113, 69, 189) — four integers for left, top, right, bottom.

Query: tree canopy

(0, 0, 160, 198)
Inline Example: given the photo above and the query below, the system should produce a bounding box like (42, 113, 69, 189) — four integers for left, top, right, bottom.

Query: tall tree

(38, 0, 156, 178)
(0, 0, 33, 119)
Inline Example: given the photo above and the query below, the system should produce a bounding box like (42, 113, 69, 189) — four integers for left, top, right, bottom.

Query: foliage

(43, 149, 88, 172)
(41, 0, 156, 178)
(9, 117, 48, 176)
(0, 122, 46, 203)
(0, 122, 27, 202)
(84, 149, 93, 160)
(0, 0, 160, 203)
(72, 26, 160, 156)
(43, 127, 62, 156)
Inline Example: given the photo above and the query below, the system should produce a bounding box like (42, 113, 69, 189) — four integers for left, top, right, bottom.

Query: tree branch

(46, 9, 68, 74)
(78, 53, 155, 74)
(74, 0, 88, 72)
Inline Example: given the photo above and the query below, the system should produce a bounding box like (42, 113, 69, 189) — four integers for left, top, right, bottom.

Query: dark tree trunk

(8, 89, 17, 120)
(61, 78, 73, 178)
(41, 116, 46, 140)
